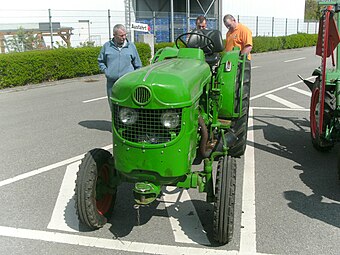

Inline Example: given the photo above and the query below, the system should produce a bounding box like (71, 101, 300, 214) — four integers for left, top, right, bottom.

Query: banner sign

(131, 22, 149, 32)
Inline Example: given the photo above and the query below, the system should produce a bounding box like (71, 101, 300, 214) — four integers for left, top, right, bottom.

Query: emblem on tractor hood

(133, 86, 151, 105)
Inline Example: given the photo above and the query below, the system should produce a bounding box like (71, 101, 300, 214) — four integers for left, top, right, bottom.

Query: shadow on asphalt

(78, 120, 112, 133)
(107, 183, 228, 247)
(251, 114, 340, 228)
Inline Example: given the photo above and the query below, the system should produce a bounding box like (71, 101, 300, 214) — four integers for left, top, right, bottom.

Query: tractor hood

(111, 57, 211, 108)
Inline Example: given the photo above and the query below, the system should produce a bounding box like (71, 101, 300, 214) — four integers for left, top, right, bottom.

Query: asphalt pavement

(0, 47, 339, 254)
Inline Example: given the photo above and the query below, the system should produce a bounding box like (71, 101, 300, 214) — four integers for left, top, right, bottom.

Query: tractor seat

(205, 53, 221, 66)
(187, 29, 224, 67)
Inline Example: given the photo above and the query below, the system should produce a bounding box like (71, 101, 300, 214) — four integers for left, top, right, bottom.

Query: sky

(224, 0, 305, 19)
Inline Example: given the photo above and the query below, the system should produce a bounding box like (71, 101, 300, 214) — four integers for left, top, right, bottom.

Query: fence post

(48, 9, 54, 49)
(153, 11, 156, 41)
(297, 18, 299, 33)
(108, 9, 111, 40)
(170, 0, 174, 42)
(272, 17, 274, 36)
(186, 0, 190, 32)
(307, 21, 309, 34)
(285, 18, 288, 36)
(315, 21, 318, 34)
(256, 16, 258, 37)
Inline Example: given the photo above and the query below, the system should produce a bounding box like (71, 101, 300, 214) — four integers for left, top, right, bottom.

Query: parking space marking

(240, 108, 256, 253)
(163, 187, 211, 245)
(47, 161, 80, 232)
(251, 107, 309, 111)
(251, 66, 261, 69)
(82, 96, 107, 103)
(0, 225, 238, 255)
(250, 78, 313, 101)
(0, 155, 83, 188)
(265, 94, 304, 109)
(47, 163, 210, 244)
(283, 57, 306, 63)
(288, 86, 311, 96)
(0, 144, 112, 188)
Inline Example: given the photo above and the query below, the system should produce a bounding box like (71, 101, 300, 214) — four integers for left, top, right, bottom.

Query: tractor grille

(133, 86, 151, 105)
(113, 106, 182, 144)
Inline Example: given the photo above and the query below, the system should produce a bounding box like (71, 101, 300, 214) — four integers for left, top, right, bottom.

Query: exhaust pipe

(198, 116, 213, 158)
(198, 116, 238, 158)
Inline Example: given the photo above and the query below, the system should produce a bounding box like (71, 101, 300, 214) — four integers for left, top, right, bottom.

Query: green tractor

(299, 2, 340, 176)
(74, 29, 251, 244)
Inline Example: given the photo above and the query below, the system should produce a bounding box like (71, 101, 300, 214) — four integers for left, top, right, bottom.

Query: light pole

(78, 19, 91, 42)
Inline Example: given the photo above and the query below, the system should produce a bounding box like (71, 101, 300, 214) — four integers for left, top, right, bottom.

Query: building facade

(124, 0, 306, 42)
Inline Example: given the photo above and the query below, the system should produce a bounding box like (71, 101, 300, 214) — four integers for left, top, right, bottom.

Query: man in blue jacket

(98, 24, 142, 111)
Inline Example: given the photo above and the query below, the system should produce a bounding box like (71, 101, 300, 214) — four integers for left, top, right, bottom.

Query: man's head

(195, 15, 207, 29)
(113, 24, 127, 46)
(223, 14, 237, 31)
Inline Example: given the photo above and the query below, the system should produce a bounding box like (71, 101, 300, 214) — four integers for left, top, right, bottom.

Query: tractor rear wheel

(213, 155, 236, 244)
(310, 81, 335, 151)
(229, 60, 251, 157)
(75, 148, 117, 229)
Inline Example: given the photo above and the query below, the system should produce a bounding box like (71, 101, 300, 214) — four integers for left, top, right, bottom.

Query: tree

(305, 0, 320, 21)
(6, 27, 45, 52)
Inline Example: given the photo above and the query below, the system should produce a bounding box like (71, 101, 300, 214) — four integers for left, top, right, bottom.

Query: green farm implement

(300, 2, 340, 177)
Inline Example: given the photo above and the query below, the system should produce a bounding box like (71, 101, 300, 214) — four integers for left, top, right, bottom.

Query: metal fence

(0, 9, 318, 53)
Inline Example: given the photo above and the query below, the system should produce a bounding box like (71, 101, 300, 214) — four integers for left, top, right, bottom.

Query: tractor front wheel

(310, 83, 335, 151)
(213, 155, 236, 244)
(75, 148, 117, 229)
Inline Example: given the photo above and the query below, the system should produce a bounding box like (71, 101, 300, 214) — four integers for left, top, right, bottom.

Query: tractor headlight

(119, 107, 138, 125)
(161, 111, 180, 129)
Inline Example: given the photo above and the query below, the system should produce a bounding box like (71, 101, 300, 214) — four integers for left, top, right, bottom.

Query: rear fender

(216, 49, 243, 119)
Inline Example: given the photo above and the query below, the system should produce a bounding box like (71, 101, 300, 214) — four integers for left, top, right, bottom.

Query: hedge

(0, 42, 151, 89)
(252, 33, 318, 53)
(0, 33, 318, 89)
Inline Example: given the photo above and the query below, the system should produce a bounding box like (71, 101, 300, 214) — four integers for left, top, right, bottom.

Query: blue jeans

(106, 79, 117, 112)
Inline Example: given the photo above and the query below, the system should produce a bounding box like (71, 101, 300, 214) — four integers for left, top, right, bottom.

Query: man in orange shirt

(223, 14, 253, 59)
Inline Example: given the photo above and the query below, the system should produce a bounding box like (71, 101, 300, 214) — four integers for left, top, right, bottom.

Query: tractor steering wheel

(175, 32, 215, 55)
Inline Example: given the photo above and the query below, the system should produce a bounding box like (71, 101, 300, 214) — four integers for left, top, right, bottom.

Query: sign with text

(131, 22, 149, 32)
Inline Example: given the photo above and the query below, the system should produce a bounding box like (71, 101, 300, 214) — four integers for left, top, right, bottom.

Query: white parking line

(251, 107, 309, 111)
(47, 164, 211, 244)
(265, 94, 304, 109)
(240, 108, 256, 253)
(83, 96, 107, 103)
(251, 66, 261, 69)
(47, 161, 80, 232)
(0, 144, 112, 188)
(163, 187, 211, 245)
(0, 226, 238, 255)
(283, 57, 306, 63)
(288, 86, 311, 96)
(250, 78, 313, 100)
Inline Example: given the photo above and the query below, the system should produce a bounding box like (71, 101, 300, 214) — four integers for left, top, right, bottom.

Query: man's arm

(132, 44, 142, 69)
(97, 45, 107, 72)
(241, 45, 252, 55)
